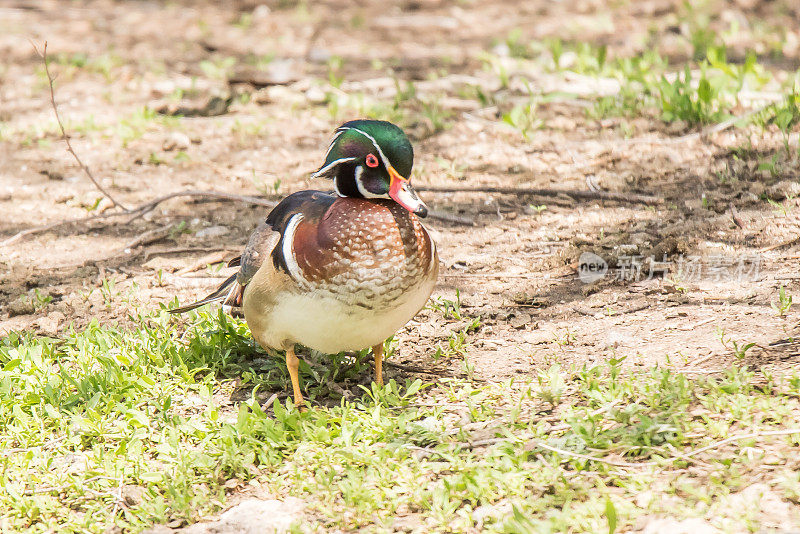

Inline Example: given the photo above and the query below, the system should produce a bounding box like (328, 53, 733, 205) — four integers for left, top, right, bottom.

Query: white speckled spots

(287, 199, 437, 312)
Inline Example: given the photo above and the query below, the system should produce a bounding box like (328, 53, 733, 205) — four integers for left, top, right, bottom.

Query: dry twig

(759, 236, 800, 253)
(416, 185, 662, 206)
(0, 190, 278, 248)
(461, 426, 800, 469)
(680, 428, 800, 458)
(0, 43, 471, 250)
(0, 210, 131, 248)
(572, 303, 650, 317)
(383, 360, 447, 376)
(35, 41, 127, 210)
(123, 224, 174, 251)
(123, 190, 277, 222)
(2, 435, 67, 456)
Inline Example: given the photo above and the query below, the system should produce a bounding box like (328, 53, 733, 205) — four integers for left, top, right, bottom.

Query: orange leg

(285, 347, 305, 408)
(372, 342, 384, 387)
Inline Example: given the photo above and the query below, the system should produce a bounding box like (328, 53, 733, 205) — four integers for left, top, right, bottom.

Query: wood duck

(170, 120, 439, 406)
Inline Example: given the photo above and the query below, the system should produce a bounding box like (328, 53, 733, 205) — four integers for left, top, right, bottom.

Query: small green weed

(199, 56, 236, 80)
(766, 196, 790, 216)
(2, 316, 799, 532)
(764, 88, 800, 158)
(658, 65, 727, 125)
(29, 289, 53, 311)
(773, 285, 793, 317)
(502, 100, 541, 140)
(534, 364, 566, 407)
(429, 290, 463, 321)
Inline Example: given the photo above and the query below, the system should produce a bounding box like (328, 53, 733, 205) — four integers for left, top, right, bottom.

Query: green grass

(2, 307, 800, 532)
(322, 75, 454, 138)
(657, 64, 729, 125)
(487, 31, 783, 128)
(117, 106, 182, 147)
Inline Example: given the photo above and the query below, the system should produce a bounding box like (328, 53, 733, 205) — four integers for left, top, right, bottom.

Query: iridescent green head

(312, 119, 427, 217)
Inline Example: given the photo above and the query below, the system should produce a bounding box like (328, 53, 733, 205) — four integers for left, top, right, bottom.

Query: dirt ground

(2, 0, 799, 398)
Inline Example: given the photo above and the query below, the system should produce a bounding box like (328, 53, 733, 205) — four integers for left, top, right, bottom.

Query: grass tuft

(2, 310, 799, 532)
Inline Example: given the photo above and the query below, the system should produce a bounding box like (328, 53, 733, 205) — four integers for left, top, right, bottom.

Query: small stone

(509, 313, 531, 329)
(491, 43, 510, 57)
(41, 169, 64, 180)
(665, 120, 688, 134)
(35, 315, 60, 336)
(180, 498, 304, 534)
(748, 181, 765, 197)
(252, 4, 270, 19)
(7, 296, 35, 317)
(162, 132, 191, 152)
(472, 500, 512, 527)
(642, 517, 720, 534)
(151, 80, 177, 98)
(635, 490, 654, 508)
(766, 180, 800, 201)
(122, 485, 146, 507)
(229, 61, 299, 87)
(53, 452, 89, 474)
(629, 232, 651, 246)
(603, 329, 633, 350)
(307, 47, 331, 63)
(195, 226, 229, 239)
(40, 311, 65, 335)
(305, 86, 327, 105)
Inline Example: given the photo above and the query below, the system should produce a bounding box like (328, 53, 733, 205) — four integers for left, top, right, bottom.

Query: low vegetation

(3, 1, 800, 532)
(2, 306, 799, 532)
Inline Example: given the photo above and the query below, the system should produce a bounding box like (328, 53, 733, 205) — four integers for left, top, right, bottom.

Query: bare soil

(1, 0, 799, 398)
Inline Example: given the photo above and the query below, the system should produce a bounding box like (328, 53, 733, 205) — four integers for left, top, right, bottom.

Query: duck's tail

(168, 272, 244, 314)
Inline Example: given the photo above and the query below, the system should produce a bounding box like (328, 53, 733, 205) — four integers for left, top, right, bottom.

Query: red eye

(365, 153, 379, 168)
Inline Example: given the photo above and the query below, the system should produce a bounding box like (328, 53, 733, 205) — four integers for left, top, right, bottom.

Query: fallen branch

(758, 236, 800, 253)
(144, 246, 234, 261)
(416, 185, 662, 206)
(0, 190, 278, 248)
(123, 224, 174, 251)
(0, 187, 473, 247)
(123, 190, 277, 222)
(5, 42, 473, 250)
(3, 435, 67, 456)
(681, 351, 719, 370)
(459, 435, 654, 467)
(35, 41, 127, 210)
(383, 360, 447, 376)
(572, 303, 650, 317)
(426, 209, 475, 226)
(529, 440, 656, 468)
(680, 428, 800, 458)
(462, 426, 800, 469)
(0, 209, 131, 247)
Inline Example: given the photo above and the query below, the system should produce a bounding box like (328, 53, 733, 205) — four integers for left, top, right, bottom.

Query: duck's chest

(282, 198, 437, 309)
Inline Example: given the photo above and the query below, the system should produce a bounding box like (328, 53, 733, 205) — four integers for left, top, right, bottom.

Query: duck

(169, 119, 439, 407)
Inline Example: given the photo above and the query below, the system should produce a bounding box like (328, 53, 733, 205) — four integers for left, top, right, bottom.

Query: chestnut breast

(290, 198, 436, 309)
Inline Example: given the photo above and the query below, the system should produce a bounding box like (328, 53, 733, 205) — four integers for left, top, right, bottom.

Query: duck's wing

(167, 222, 280, 314)
(168, 190, 335, 314)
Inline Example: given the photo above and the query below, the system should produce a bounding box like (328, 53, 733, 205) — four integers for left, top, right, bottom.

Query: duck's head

(312, 119, 428, 217)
